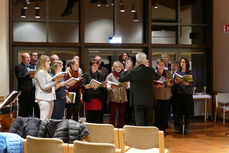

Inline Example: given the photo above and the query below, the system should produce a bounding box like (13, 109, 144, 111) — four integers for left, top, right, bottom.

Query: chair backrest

(84, 122, 114, 143)
(216, 93, 229, 105)
(123, 125, 159, 149)
(26, 136, 64, 153)
(74, 140, 116, 153)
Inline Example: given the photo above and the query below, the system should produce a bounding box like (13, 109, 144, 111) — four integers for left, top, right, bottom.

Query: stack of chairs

(23, 123, 169, 153)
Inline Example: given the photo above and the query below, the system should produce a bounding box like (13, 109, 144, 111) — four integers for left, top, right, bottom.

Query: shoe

(174, 125, 180, 130)
(163, 130, 167, 136)
(184, 127, 189, 135)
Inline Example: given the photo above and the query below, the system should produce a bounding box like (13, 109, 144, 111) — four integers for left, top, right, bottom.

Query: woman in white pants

(34, 55, 62, 120)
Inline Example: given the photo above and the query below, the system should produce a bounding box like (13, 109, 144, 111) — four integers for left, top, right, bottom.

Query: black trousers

(66, 103, 81, 121)
(155, 100, 170, 131)
(18, 90, 33, 117)
(134, 105, 153, 126)
(86, 110, 103, 123)
(125, 89, 135, 125)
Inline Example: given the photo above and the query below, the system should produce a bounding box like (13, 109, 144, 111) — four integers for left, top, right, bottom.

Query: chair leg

(159, 131, 165, 153)
(223, 109, 225, 125)
(214, 108, 217, 123)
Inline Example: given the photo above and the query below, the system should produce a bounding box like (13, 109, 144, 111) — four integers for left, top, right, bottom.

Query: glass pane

(152, 50, 177, 69)
(50, 50, 79, 60)
(13, 0, 46, 20)
(180, 0, 210, 24)
(180, 26, 208, 44)
(85, 0, 143, 43)
(152, 25, 177, 44)
(180, 49, 207, 90)
(49, 0, 79, 20)
(116, 0, 143, 43)
(85, 0, 113, 43)
(51, 49, 80, 71)
(85, 48, 142, 73)
(48, 23, 79, 42)
(13, 22, 47, 42)
(152, 0, 177, 22)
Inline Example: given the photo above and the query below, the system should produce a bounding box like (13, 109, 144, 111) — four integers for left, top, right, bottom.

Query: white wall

(213, 0, 229, 92)
(0, 0, 9, 96)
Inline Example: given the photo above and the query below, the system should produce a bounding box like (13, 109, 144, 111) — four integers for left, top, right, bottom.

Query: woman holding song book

(82, 58, 106, 123)
(65, 59, 82, 121)
(34, 55, 63, 120)
(50, 60, 67, 119)
(154, 59, 173, 134)
(106, 61, 128, 128)
(174, 57, 194, 135)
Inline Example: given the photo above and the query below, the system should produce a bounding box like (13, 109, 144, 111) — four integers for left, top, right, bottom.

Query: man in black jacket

(119, 52, 160, 126)
(15, 53, 34, 117)
(30, 51, 39, 118)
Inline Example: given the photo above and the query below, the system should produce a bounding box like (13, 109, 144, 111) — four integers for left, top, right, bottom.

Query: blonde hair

(112, 61, 124, 71)
(51, 60, 63, 74)
(68, 59, 79, 68)
(36, 55, 50, 72)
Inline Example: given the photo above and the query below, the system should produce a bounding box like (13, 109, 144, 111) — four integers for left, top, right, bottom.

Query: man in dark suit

(119, 52, 160, 126)
(30, 51, 39, 118)
(15, 53, 34, 117)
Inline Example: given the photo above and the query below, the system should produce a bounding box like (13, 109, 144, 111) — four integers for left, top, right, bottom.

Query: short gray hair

(136, 52, 147, 64)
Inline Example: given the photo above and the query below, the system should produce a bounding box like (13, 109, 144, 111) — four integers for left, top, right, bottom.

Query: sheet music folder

(0, 91, 21, 109)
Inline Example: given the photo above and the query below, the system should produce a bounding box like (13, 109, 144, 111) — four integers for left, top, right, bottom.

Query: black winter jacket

(9, 117, 89, 143)
(9, 117, 42, 138)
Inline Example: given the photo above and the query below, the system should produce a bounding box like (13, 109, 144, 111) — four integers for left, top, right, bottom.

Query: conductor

(119, 52, 160, 126)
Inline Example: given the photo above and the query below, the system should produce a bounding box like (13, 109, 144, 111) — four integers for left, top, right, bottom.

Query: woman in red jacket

(65, 59, 82, 121)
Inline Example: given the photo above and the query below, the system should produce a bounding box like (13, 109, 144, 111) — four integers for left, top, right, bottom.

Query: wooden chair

(25, 136, 68, 153)
(119, 125, 169, 153)
(73, 140, 116, 153)
(84, 122, 121, 153)
(214, 93, 229, 125)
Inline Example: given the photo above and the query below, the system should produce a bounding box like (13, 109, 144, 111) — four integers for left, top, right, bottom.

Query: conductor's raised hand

(125, 60, 132, 71)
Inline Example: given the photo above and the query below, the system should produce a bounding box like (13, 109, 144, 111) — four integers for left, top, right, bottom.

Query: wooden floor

(165, 120, 229, 153)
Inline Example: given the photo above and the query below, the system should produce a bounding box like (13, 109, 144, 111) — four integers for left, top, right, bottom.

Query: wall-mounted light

(23, 1, 28, 9)
(133, 12, 138, 21)
(120, 4, 125, 12)
(35, 0, 40, 9)
(26, 0, 30, 4)
(97, 0, 101, 7)
(111, 0, 114, 6)
(120, 0, 124, 5)
(131, 4, 136, 12)
(152, 2, 158, 9)
(21, 8, 26, 18)
(105, 0, 109, 7)
(35, 9, 40, 18)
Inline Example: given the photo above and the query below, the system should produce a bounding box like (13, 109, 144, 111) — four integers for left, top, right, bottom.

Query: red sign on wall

(222, 25, 229, 32)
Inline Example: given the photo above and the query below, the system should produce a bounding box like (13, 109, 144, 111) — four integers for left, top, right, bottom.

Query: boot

(184, 115, 190, 135)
